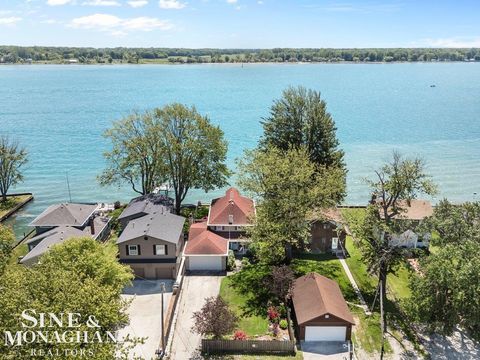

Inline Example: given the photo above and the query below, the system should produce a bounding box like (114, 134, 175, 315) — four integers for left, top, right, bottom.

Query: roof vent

(228, 214, 234, 224)
(325, 314, 330, 319)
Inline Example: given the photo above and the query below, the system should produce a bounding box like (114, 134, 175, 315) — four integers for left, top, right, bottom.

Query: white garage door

(188, 256, 223, 271)
(305, 326, 346, 341)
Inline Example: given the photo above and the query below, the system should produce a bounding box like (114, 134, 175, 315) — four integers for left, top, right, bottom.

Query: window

(154, 244, 167, 256)
(323, 223, 329, 229)
(128, 245, 139, 256)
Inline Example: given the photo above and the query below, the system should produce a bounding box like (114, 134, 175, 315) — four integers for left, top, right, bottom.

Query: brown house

(116, 205, 185, 279)
(309, 208, 346, 253)
(292, 273, 354, 342)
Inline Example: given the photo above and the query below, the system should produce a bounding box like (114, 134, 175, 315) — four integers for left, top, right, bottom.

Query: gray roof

(21, 216, 110, 264)
(29, 203, 98, 227)
(117, 209, 185, 245)
(118, 194, 173, 221)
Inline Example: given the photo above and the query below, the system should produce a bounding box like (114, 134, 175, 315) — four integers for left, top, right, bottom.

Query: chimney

(90, 217, 95, 235)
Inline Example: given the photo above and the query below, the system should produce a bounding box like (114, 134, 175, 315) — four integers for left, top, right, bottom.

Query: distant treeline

(1, 46, 479, 64)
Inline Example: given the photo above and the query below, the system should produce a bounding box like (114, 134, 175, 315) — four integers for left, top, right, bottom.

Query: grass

(350, 306, 392, 355)
(204, 353, 303, 360)
(0, 195, 31, 219)
(291, 252, 358, 303)
(220, 276, 270, 337)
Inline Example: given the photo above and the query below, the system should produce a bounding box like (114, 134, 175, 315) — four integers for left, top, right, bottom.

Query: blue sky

(0, 0, 479, 48)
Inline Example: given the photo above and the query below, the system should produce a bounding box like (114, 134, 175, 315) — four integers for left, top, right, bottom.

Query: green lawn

(0, 195, 31, 219)
(291, 253, 357, 303)
(220, 276, 270, 337)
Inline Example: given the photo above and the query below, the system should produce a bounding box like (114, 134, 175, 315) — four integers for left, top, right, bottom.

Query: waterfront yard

(0, 194, 32, 220)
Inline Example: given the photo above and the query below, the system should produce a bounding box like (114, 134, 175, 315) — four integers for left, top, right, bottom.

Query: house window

(323, 223, 329, 229)
(154, 244, 167, 255)
(128, 245, 139, 256)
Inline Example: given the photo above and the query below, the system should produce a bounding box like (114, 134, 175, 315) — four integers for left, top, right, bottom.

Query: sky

(0, 0, 479, 48)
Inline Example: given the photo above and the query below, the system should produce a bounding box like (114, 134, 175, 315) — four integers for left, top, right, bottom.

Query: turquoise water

(1, 63, 480, 237)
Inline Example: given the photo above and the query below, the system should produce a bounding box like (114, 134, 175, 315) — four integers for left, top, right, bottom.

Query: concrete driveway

(169, 274, 223, 360)
(301, 341, 351, 360)
(118, 279, 173, 360)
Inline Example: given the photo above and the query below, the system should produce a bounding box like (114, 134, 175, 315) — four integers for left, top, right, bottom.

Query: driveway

(301, 341, 351, 360)
(169, 274, 224, 360)
(118, 279, 173, 360)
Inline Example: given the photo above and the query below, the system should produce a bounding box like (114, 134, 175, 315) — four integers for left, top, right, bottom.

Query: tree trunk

(174, 193, 182, 215)
(1, 192, 6, 203)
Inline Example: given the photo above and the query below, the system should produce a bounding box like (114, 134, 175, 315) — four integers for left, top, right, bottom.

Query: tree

(154, 104, 230, 214)
(266, 265, 295, 302)
(238, 146, 343, 263)
(0, 136, 28, 202)
(0, 225, 14, 276)
(352, 151, 436, 359)
(408, 241, 480, 339)
(260, 86, 346, 203)
(99, 111, 167, 196)
(0, 237, 138, 359)
(192, 296, 238, 339)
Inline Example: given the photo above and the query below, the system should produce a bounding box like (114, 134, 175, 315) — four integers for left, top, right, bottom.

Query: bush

(267, 306, 279, 322)
(233, 330, 247, 340)
(241, 257, 250, 267)
(279, 319, 288, 330)
(227, 250, 236, 271)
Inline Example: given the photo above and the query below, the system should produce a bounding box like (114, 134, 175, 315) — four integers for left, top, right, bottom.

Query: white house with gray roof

(20, 203, 111, 266)
(117, 200, 185, 280)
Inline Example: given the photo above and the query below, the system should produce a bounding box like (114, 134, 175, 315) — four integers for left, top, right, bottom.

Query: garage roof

(292, 273, 354, 325)
(184, 222, 228, 256)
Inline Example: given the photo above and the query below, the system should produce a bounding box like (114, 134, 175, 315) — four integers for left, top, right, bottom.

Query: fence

(201, 339, 296, 355)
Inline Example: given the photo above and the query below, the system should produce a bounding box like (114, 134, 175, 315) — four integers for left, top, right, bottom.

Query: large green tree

(238, 146, 343, 263)
(0, 237, 137, 359)
(0, 224, 14, 276)
(154, 104, 230, 214)
(0, 136, 28, 202)
(260, 86, 346, 203)
(100, 104, 230, 214)
(351, 151, 436, 359)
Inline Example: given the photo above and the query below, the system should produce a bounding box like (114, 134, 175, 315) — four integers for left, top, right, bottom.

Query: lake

(1, 63, 480, 237)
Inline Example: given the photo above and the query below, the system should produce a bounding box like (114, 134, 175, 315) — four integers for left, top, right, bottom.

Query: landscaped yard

(220, 276, 270, 337)
(0, 194, 31, 219)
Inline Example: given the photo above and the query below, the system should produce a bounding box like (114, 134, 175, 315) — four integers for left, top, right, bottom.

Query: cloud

(257, 1, 263, 4)
(82, 0, 121, 6)
(0, 16, 22, 25)
(159, 0, 186, 9)
(41, 19, 58, 24)
(308, 2, 401, 14)
(127, 0, 148, 7)
(70, 13, 173, 34)
(47, 0, 73, 5)
(419, 37, 480, 48)
(226, 0, 237, 3)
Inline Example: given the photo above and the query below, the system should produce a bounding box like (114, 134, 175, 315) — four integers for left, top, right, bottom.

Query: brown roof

(208, 187, 255, 226)
(184, 222, 228, 256)
(383, 199, 433, 221)
(309, 207, 343, 224)
(292, 273, 354, 325)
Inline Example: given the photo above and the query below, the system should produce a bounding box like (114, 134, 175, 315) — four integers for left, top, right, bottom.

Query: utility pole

(66, 171, 72, 203)
(161, 282, 165, 354)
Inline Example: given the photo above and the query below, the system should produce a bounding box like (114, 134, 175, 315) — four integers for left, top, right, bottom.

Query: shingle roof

(29, 203, 98, 227)
(184, 222, 228, 256)
(118, 193, 173, 221)
(208, 187, 255, 226)
(382, 199, 433, 221)
(21, 216, 110, 264)
(116, 209, 185, 245)
(308, 207, 344, 224)
(292, 273, 355, 325)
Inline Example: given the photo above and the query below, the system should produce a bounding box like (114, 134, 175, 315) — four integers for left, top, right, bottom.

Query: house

(382, 200, 434, 248)
(183, 187, 255, 271)
(116, 203, 185, 279)
(292, 273, 355, 342)
(20, 203, 110, 266)
(308, 208, 346, 253)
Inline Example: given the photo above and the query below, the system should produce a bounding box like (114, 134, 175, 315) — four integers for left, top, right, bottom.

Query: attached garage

(184, 222, 228, 272)
(131, 267, 145, 279)
(292, 273, 355, 342)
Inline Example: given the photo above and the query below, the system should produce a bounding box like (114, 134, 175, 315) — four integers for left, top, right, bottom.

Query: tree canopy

(0, 237, 137, 359)
(192, 296, 238, 339)
(100, 104, 230, 214)
(0, 136, 28, 202)
(0, 224, 14, 277)
(260, 86, 346, 203)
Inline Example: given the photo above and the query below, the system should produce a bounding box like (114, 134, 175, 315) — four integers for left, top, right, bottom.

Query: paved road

(118, 279, 173, 360)
(169, 274, 223, 360)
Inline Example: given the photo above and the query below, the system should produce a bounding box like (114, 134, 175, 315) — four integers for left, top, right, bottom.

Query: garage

(305, 326, 347, 342)
(292, 273, 355, 342)
(188, 256, 224, 271)
(131, 267, 145, 279)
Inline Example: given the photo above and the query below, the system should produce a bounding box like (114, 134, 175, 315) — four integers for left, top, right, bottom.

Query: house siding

(310, 221, 346, 253)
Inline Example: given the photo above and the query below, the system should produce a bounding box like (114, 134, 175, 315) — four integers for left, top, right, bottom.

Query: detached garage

(292, 273, 355, 342)
(184, 222, 228, 272)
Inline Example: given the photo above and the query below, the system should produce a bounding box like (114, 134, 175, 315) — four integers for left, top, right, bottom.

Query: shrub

(279, 319, 288, 330)
(267, 306, 279, 322)
(241, 257, 250, 267)
(233, 330, 247, 340)
(227, 250, 236, 271)
(272, 323, 279, 337)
